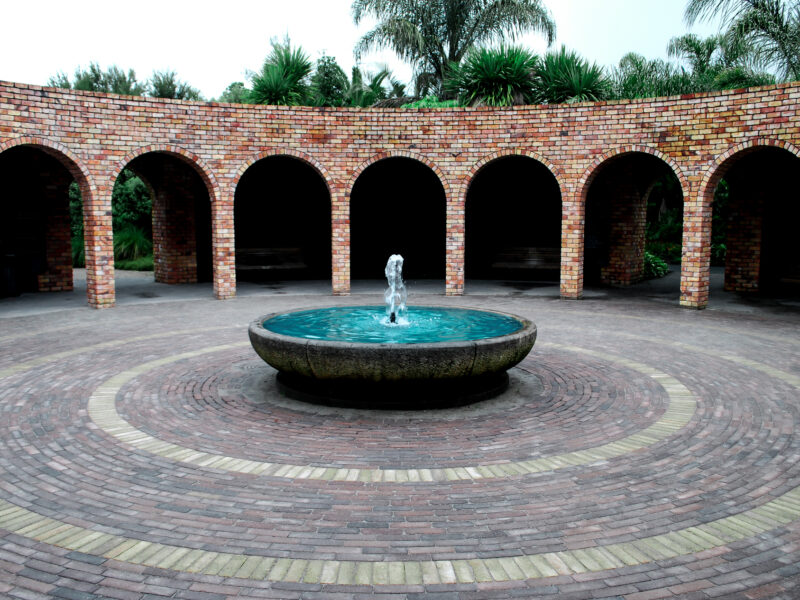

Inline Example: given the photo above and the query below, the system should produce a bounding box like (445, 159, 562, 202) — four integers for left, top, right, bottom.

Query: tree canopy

(685, 0, 800, 80)
(352, 0, 555, 96)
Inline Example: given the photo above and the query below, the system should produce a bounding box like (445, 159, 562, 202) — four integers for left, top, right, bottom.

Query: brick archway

(114, 144, 220, 204)
(459, 150, 565, 292)
(346, 150, 449, 197)
(0, 136, 116, 307)
(234, 149, 334, 195)
(576, 145, 688, 202)
(346, 151, 449, 284)
(699, 138, 800, 296)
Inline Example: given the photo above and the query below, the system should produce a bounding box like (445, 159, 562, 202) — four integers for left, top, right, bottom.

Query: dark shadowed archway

(584, 152, 684, 288)
(234, 156, 331, 281)
(350, 157, 446, 281)
(465, 155, 561, 283)
(0, 146, 78, 297)
(709, 147, 800, 296)
(121, 152, 213, 284)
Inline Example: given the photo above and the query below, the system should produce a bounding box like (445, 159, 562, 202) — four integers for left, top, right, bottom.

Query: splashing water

(384, 254, 407, 324)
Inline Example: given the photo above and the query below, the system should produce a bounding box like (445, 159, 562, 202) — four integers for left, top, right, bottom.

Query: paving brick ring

(1, 309, 799, 596)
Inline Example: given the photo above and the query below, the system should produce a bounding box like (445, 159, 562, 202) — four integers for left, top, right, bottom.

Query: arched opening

(234, 156, 331, 282)
(711, 147, 800, 296)
(117, 152, 213, 285)
(584, 153, 683, 289)
(465, 155, 561, 285)
(350, 157, 446, 282)
(0, 146, 78, 298)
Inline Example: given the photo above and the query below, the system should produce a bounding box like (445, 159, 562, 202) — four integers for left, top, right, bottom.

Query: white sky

(1, 0, 722, 100)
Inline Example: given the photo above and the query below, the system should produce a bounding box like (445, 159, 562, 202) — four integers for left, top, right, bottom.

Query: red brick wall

(2, 80, 799, 308)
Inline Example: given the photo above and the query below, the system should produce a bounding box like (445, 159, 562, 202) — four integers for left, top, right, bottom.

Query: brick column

(724, 184, 763, 292)
(37, 168, 73, 292)
(602, 168, 646, 285)
(331, 187, 350, 296)
(445, 190, 465, 296)
(212, 187, 236, 300)
(680, 184, 711, 308)
(84, 179, 115, 308)
(560, 188, 583, 299)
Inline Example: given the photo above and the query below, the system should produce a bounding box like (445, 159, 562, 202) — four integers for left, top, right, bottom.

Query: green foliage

(68, 170, 153, 267)
(48, 63, 145, 95)
(71, 234, 85, 269)
(149, 70, 203, 100)
(217, 82, 252, 104)
(345, 66, 392, 107)
(250, 39, 312, 105)
(611, 53, 697, 99)
(685, 0, 800, 81)
(401, 96, 461, 107)
(446, 45, 539, 106)
(711, 178, 731, 266)
(112, 170, 152, 232)
(643, 251, 670, 279)
(115, 255, 154, 271)
(536, 46, 610, 103)
(113, 225, 153, 261)
(352, 0, 555, 96)
(311, 56, 350, 106)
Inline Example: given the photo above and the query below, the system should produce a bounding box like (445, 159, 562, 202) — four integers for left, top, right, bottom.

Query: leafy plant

(250, 39, 312, 105)
(352, 0, 555, 96)
(149, 70, 203, 100)
(401, 96, 460, 108)
(113, 225, 153, 261)
(643, 251, 670, 279)
(446, 45, 539, 106)
(48, 63, 145, 96)
(216, 82, 252, 104)
(115, 255, 154, 271)
(310, 56, 349, 107)
(685, 0, 800, 81)
(535, 47, 610, 104)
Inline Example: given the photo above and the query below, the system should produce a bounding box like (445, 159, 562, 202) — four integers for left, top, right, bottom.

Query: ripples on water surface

(263, 306, 523, 344)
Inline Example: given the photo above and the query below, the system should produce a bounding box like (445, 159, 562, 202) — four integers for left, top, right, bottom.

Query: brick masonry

(1, 80, 799, 308)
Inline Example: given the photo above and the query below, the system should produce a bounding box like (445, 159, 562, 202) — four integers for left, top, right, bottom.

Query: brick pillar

(445, 190, 464, 296)
(36, 165, 74, 292)
(332, 187, 350, 296)
(724, 184, 763, 292)
(680, 187, 711, 309)
(212, 187, 236, 300)
(84, 179, 116, 308)
(560, 188, 582, 299)
(601, 167, 646, 285)
(151, 162, 199, 284)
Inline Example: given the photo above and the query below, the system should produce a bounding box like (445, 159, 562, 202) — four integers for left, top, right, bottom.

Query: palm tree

(446, 45, 539, 106)
(250, 40, 312, 105)
(685, 0, 800, 80)
(352, 0, 555, 96)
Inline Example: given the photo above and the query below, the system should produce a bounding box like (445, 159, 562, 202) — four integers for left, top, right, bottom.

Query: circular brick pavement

(1, 294, 799, 599)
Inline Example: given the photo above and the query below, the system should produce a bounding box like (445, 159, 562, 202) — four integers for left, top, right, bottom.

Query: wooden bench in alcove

(235, 247, 308, 272)
(490, 247, 561, 273)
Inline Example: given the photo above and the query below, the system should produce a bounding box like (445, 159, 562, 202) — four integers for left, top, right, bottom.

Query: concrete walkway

(0, 273, 799, 598)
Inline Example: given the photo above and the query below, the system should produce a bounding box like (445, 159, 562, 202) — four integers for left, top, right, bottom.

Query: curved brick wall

(1, 80, 799, 308)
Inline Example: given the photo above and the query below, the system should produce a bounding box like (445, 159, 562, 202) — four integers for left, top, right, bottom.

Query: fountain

(249, 256, 536, 408)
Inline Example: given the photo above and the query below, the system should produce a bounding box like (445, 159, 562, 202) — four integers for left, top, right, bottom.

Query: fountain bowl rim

(250, 304, 535, 348)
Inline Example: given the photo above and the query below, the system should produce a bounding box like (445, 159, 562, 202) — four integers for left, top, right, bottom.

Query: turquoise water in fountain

(263, 306, 523, 344)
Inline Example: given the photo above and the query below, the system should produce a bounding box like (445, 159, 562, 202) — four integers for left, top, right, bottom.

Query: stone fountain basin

(248, 307, 537, 383)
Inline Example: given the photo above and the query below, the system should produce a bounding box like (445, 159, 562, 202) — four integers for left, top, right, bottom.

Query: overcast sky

(1, 0, 722, 100)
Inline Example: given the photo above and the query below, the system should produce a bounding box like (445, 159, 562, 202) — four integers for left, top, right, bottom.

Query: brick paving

(0, 291, 799, 598)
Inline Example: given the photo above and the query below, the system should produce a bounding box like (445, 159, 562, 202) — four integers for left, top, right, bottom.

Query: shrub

(445, 45, 539, 106)
(115, 255, 154, 271)
(114, 225, 153, 261)
(401, 96, 461, 108)
(643, 251, 670, 279)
